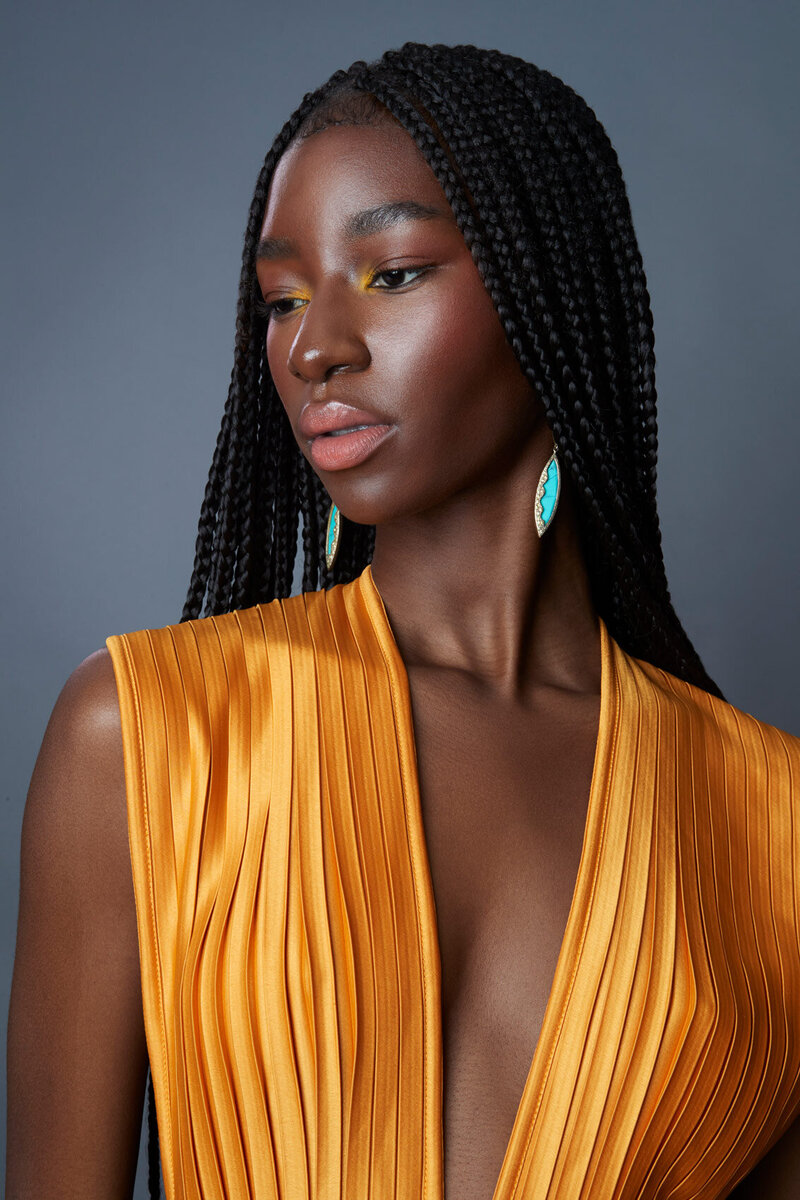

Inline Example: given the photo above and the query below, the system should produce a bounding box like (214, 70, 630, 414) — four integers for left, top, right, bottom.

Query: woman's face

(256, 117, 543, 526)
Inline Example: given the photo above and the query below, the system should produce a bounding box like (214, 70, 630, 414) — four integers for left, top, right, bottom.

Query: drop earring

(535, 440, 561, 538)
(325, 502, 341, 570)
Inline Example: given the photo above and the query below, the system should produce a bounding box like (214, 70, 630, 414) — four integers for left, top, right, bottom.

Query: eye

(369, 265, 430, 289)
(254, 295, 306, 321)
(254, 264, 431, 323)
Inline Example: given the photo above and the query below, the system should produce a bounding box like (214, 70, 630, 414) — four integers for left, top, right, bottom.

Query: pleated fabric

(105, 563, 800, 1200)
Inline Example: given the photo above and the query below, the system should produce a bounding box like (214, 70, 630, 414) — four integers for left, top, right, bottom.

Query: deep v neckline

(358, 562, 620, 1200)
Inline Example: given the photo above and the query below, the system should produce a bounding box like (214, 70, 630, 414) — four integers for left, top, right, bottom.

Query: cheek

(265, 326, 292, 394)
(379, 274, 529, 446)
(264, 325, 309, 435)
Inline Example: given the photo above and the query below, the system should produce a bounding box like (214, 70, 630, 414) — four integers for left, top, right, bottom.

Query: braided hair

(145, 40, 724, 1196)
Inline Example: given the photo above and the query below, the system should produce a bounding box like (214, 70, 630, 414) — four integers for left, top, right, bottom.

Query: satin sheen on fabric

(105, 564, 800, 1199)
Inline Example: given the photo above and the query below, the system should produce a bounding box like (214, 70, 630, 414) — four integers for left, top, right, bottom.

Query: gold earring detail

(535, 442, 561, 538)
(325, 502, 341, 570)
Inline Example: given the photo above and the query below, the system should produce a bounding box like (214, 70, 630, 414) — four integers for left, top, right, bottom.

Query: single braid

(299, 457, 321, 594)
(180, 404, 231, 622)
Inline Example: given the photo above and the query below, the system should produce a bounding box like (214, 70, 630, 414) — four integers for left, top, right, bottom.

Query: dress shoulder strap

(105, 598, 298, 1198)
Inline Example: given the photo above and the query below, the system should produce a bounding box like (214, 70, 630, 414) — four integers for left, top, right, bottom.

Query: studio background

(3, 0, 798, 1192)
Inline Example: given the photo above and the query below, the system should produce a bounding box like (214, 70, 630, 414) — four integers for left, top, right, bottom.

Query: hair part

(292, 86, 402, 140)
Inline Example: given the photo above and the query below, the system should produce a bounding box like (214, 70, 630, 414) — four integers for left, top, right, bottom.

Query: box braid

(143, 39, 723, 1200)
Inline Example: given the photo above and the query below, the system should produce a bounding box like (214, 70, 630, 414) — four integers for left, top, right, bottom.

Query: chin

(329, 494, 400, 528)
(319, 457, 453, 528)
(316, 466, 410, 528)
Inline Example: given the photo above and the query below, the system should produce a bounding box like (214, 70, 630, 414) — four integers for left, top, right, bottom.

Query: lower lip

(309, 424, 394, 472)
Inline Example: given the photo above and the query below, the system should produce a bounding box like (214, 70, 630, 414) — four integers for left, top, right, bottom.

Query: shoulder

(30, 646, 125, 816)
(104, 588, 336, 696)
(102, 591, 328, 751)
(21, 645, 132, 947)
(626, 648, 800, 789)
(104, 593, 305, 660)
(48, 644, 122, 738)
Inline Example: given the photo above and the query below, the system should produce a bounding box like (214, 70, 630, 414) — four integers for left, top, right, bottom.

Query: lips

(298, 401, 389, 441)
(298, 400, 395, 471)
(308, 423, 394, 472)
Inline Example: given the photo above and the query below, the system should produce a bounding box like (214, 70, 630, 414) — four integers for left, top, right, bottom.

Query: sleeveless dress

(105, 563, 800, 1200)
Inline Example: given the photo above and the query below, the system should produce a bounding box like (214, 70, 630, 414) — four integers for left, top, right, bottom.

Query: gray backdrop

(3, 0, 798, 1192)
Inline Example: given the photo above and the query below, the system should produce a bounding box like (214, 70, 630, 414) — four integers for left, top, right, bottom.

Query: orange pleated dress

(105, 563, 800, 1199)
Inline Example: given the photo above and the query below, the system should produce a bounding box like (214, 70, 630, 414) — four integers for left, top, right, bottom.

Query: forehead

(260, 122, 451, 236)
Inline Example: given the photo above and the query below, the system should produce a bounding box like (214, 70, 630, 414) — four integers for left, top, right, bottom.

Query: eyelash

(254, 264, 431, 321)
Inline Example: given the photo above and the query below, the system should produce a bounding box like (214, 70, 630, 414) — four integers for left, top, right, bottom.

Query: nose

(287, 282, 371, 383)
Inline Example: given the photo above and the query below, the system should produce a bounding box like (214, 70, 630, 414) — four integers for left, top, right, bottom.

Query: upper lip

(298, 400, 390, 440)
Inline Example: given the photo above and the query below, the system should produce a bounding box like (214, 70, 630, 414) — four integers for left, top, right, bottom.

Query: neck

(368, 427, 601, 701)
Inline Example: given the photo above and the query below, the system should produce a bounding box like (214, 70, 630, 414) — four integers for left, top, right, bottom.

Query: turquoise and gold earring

(325, 502, 341, 570)
(535, 441, 561, 538)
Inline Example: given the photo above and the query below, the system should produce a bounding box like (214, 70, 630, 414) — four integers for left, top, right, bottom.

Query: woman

(7, 42, 800, 1200)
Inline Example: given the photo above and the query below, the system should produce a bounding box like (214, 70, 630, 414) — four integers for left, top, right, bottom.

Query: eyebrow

(255, 200, 452, 261)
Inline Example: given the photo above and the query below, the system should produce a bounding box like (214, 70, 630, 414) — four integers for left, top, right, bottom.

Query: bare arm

(6, 648, 149, 1199)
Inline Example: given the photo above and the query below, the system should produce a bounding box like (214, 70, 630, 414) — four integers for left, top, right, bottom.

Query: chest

(404, 665, 601, 1200)
(128, 592, 800, 1200)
